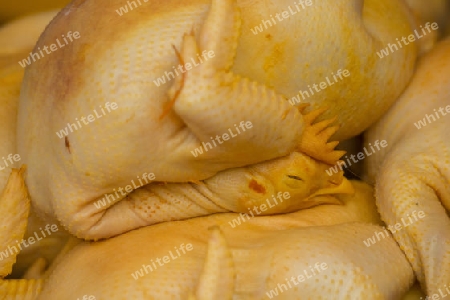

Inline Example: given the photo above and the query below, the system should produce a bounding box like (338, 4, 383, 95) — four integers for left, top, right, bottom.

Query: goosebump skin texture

(18, 0, 424, 240)
(365, 37, 450, 296)
(35, 181, 414, 300)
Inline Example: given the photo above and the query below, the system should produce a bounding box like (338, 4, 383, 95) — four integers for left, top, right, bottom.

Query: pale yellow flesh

(17, 0, 425, 240)
(0, 167, 44, 300)
(0, 11, 59, 56)
(36, 181, 414, 300)
(365, 37, 450, 295)
(0, 10, 72, 280)
(0, 1, 448, 299)
(404, 0, 449, 36)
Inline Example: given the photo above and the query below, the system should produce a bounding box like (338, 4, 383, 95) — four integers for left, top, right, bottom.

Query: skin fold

(82, 149, 356, 239)
(0, 179, 415, 299)
(0, 21, 353, 273)
(404, 0, 449, 36)
(17, 0, 427, 240)
(364, 37, 450, 296)
(41, 222, 413, 300)
(1, 1, 447, 298)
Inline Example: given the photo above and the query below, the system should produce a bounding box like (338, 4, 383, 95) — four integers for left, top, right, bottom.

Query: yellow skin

(0, 9, 54, 191)
(66, 107, 350, 240)
(0, 167, 43, 299)
(1, 46, 352, 274)
(0, 10, 60, 57)
(0, 0, 442, 296)
(365, 37, 450, 296)
(0, 11, 71, 279)
(0, 0, 68, 23)
(0, 5, 352, 275)
(0, 3, 448, 299)
(203, 150, 354, 214)
(0, 28, 355, 288)
(0, 174, 416, 299)
(17, 0, 426, 240)
(0, 54, 22, 193)
(404, 0, 449, 36)
(70, 130, 353, 240)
